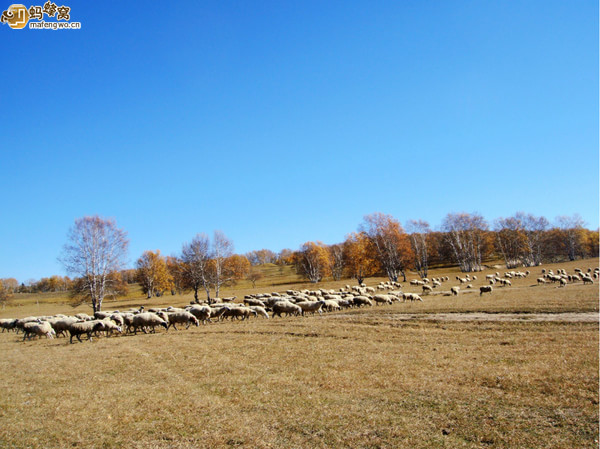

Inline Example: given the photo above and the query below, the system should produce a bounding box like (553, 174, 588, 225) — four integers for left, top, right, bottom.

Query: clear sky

(1, 1, 598, 282)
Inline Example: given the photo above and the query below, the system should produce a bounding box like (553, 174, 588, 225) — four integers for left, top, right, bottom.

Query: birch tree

(441, 212, 488, 272)
(294, 241, 330, 283)
(208, 230, 234, 299)
(60, 216, 129, 312)
(494, 216, 527, 269)
(406, 219, 431, 278)
(360, 213, 413, 282)
(520, 212, 549, 266)
(181, 234, 212, 302)
(555, 214, 586, 261)
(327, 244, 344, 281)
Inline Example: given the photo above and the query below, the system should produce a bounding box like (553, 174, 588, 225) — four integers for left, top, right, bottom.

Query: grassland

(0, 258, 598, 448)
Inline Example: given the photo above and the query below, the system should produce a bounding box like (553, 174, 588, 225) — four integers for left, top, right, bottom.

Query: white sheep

(322, 300, 341, 312)
(187, 305, 212, 324)
(403, 293, 423, 302)
(243, 298, 266, 308)
(165, 311, 200, 330)
(101, 318, 123, 336)
(0, 318, 17, 332)
(373, 294, 393, 305)
(582, 275, 594, 285)
(450, 286, 460, 296)
(248, 306, 270, 319)
(296, 300, 325, 316)
(68, 320, 106, 343)
(131, 313, 168, 334)
(272, 301, 302, 317)
(353, 296, 373, 307)
(559, 278, 568, 287)
(22, 321, 56, 341)
(221, 307, 257, 320)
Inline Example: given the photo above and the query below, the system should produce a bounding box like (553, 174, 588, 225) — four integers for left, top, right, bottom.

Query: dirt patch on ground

(329, 312, 599, 323)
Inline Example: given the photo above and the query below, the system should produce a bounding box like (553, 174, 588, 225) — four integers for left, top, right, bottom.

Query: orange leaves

(343, 232, 379, 283)
(224, 254, 251, 280)
(136, 250, 173, 298)
(295, 241, 331, 283)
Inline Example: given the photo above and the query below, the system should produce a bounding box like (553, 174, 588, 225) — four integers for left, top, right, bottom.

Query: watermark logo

(1, 4, 28, 29)
(1, 2, 80, 29)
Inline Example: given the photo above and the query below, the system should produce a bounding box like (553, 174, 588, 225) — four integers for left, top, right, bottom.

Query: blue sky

(1, 1, 598, 282)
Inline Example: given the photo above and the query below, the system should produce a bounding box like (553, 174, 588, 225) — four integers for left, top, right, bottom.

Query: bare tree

(520, 212, 549, 266)
(209, 230, 234, 299)
(246, 269, 263, 288)
(406, 220, 431, 278)
(60, 216, 129, 312)
(181, 234, 212, 303)
(441, 212, 488, 272)
(494, 216, 526, 269)
(555, 214, 586, 261)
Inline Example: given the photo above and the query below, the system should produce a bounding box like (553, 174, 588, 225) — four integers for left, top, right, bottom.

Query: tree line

(289, 212, 598, 284)
(1, 211, 597, 312)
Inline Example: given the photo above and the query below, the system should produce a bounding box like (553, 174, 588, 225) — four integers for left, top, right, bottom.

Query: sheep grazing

(23, 321, 56, 341)
(209, 306, 231, 321)
(296, 300, 325, 316)
(0, 318, 17, 332)
(403, 293, 423, 302)
(101, 319, 123, 337)
(272, 301, 302, 318)
(248, 306, 270, 319)
(450, 287, 460, 296)
(479, 285, 493, 296)
(373, 295, 393, 305)
(187, 305, 212, 324)
(221, 307, 257, 321)
(49, 316, 79, 337)
(422, 285, 433, 295)
(243, 298, 266, 308)
(68, 320, 106, 343)
(131, 313, 168, 334)
(537, 278, 546, 285)
(165, 312, 200, 330)
(559, 278, 568, 287)
(321, 300, 341, 312)
(352, 296, 373, 307)
(582, 275, 594, 285)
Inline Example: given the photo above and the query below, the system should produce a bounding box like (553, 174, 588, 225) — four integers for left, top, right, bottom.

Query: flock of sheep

(1, 265, 597, 344)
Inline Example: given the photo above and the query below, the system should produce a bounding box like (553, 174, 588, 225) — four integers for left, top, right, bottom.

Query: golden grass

(0, 258, 598, 448)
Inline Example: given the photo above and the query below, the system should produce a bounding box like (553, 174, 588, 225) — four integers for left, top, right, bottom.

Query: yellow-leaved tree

(293, 241, 330, 283)
(343, 232, 380, 285)
(136, 250, 173, 298)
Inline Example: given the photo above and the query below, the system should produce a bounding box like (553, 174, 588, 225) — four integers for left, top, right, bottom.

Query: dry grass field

(0, 258, 598, 448)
